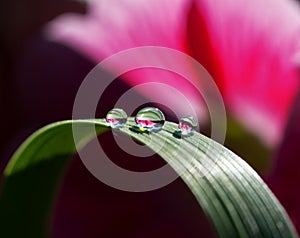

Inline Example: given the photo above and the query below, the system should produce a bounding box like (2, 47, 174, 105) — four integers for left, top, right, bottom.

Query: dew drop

(105, 108, 127, 128)
(135, 107, 165, 132)
(178, 116, 197, 136)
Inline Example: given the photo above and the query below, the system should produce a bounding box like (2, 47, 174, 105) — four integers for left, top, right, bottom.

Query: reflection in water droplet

(178, 116, 197, 136)
(135, 107, 165, 132)
(105, 108, 127, 128)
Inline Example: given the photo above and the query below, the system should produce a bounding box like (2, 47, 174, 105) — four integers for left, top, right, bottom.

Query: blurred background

(1, 0, 300, 237)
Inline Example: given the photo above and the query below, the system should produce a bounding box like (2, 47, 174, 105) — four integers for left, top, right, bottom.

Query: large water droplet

(106, 108, 127, 128)
(135, 107, 165, 132)
(178, 116, 197, 136)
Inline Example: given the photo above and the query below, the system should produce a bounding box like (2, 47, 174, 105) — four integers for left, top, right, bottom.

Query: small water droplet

(135, 107, 165, 132)
(178, 116, 197, 136)
(106, 108, 127, 128)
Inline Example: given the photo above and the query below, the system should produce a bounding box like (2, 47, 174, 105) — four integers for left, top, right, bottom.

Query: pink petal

(46, 0, 210, 124)
(47, 0, 189, 59)
(189, 0, 300, 146)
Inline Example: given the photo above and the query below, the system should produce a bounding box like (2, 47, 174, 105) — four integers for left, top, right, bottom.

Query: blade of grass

(0, 118, 297, 238)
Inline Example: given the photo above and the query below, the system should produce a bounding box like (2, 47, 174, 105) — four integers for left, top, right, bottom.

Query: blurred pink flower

(47, 0, 300, 146)
(188, 0, 300, 146)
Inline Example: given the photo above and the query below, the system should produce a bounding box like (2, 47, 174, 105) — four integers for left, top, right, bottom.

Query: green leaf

(0, 118, 297, 238)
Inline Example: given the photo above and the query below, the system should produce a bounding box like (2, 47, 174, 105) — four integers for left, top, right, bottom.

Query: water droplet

(178, 116, 197, 136)
(106, 108, 127, 128)
(135, 107, 165, 132)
